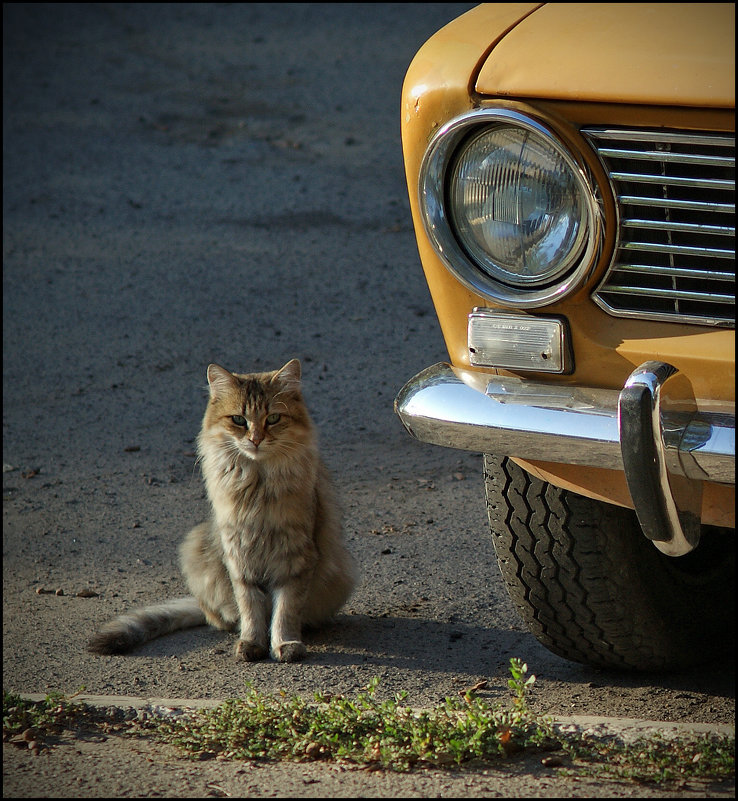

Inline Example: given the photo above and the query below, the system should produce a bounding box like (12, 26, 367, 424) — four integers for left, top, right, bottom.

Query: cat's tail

(87, 596, 206, 655)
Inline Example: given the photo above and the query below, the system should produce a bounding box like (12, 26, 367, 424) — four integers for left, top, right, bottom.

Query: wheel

(483, 454, 735, 671)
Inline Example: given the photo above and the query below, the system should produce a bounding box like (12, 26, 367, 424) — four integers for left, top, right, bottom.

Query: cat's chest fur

(207, 454, 318, 584)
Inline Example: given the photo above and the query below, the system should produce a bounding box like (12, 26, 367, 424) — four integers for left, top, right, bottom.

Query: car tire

(483, 454, 735, 671)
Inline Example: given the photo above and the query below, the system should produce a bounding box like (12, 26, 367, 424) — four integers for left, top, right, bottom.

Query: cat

(88, 359, 357, 663)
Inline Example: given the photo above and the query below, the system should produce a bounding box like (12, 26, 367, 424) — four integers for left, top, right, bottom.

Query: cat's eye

(266, 413, 281, 425)
(231, 415, 247, 427)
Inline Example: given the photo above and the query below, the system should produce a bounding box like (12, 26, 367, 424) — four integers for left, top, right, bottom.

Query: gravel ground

(3, 4, 734, 797)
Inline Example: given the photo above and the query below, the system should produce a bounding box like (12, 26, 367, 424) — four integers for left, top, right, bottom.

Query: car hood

(475, 3, 735, 108)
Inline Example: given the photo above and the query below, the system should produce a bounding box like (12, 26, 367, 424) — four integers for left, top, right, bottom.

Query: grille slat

(583, 128, 735, 327)
(602, 284, 734, 305)
(622, 218, 735, 237)
(620, 195, 734, 213)
(610, 171, 733, 191)
(587, 130, 734, 147)
(623, 241, 734, 259)
(598, 147, 734, 168)
(620, 263, 734, 282)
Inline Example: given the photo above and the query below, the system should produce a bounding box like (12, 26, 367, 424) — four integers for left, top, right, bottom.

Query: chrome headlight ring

(419, 108, 605, 308)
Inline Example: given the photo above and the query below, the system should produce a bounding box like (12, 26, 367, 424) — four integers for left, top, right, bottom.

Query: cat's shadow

(149, 611, 518, 677)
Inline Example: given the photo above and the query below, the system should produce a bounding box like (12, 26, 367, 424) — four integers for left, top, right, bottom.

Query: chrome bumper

(394, 362, 735, 557)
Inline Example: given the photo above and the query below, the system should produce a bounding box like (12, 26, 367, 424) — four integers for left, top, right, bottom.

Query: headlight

(420, 109, 603, 307)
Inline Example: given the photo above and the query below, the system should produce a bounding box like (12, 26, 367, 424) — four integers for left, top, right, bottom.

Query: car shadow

(305, 613, 736, 701)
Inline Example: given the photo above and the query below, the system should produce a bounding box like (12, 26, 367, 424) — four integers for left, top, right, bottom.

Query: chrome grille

(583, 128, 735, 328)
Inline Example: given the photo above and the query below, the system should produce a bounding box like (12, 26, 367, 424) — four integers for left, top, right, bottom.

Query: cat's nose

(250, 432, 264, 447)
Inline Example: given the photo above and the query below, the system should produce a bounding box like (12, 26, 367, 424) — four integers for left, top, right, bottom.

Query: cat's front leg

(230, 581, 270, 662)
(270, 576, 311, 662)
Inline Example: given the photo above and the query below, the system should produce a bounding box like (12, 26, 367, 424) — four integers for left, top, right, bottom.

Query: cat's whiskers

(269, 439, 311, 462)
(271, 435, 304, 451)
(270, 391, 292, 409)
(205, 437, 249, 476)
(188, 451, 205, 485)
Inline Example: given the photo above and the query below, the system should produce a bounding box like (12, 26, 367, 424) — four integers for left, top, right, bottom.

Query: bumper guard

(394, 362, 735, 557)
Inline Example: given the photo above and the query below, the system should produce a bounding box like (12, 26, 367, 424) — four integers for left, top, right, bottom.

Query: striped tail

(87, 596, 206, 655)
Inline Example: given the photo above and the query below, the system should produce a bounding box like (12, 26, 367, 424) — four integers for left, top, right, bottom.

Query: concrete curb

(16, 693, 735, 741)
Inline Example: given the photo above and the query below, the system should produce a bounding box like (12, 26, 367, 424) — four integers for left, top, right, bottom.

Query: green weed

(3, 659, 734, 787)
(3, 688, 86, 738)
(560, 729, 735, 785)
(151, 660, 552, 769)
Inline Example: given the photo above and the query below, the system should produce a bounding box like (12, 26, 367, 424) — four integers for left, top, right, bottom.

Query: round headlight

(449, 125, 589, 285)
(420, 109, 602, 307)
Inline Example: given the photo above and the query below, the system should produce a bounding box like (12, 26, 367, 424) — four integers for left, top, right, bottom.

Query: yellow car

(395, 3, 734, 670)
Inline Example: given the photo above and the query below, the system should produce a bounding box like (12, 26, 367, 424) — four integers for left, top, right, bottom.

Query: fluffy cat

(88, 359, 356, 662)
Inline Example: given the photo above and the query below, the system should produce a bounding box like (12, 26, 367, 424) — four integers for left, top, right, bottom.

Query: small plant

(507, 657, 536, 707)
(3, 689, 86, 735)
(3, 688, 87, 753)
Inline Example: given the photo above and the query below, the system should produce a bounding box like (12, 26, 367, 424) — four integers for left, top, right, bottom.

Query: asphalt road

(3, 4, 734, 797)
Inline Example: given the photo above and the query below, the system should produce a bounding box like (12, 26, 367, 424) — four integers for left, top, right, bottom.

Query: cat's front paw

(235, 639, 268, 662)
(274, 640, 307, 663)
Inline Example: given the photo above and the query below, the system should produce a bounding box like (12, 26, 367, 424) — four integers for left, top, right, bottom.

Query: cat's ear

(273, 359, 301, 392)
(206, 364, 237, 398)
